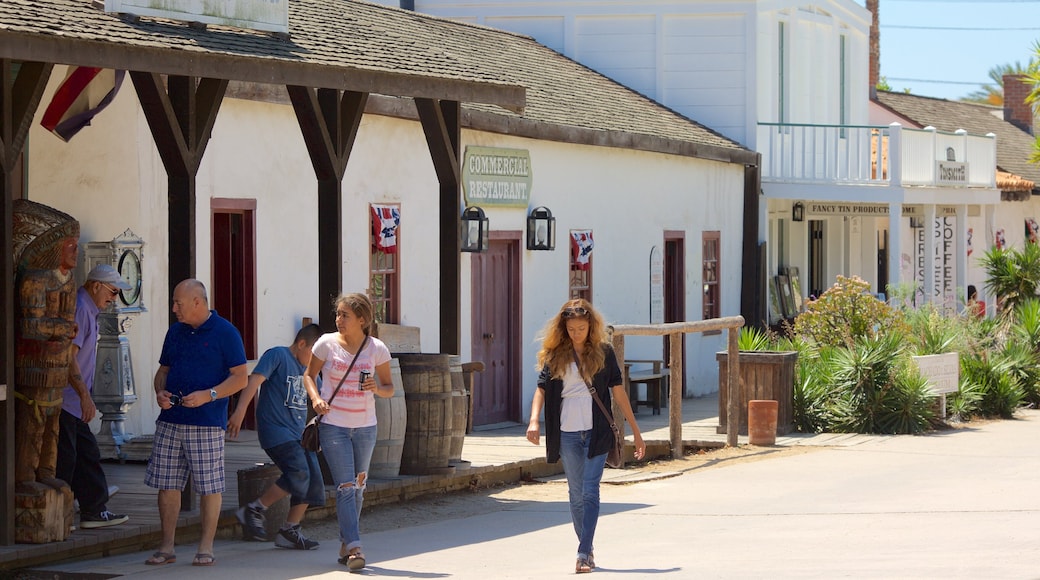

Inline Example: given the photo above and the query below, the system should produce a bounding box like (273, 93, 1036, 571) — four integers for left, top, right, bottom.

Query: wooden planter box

(716, 351, 797, 436)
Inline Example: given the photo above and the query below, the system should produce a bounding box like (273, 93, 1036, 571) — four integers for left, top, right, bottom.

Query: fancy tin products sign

(105, 0, 289, 34)
(462, 146, 532, 208)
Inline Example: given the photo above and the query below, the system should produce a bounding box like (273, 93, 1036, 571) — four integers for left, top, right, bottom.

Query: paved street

(30, 409, 1040, 579)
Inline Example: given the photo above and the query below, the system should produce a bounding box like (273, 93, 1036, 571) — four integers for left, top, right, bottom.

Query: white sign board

(649, 246, 663, 324)
(105, 0, 289, 34)
(913, 353, 959, 395)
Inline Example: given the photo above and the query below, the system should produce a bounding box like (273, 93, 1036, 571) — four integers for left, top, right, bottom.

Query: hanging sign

(649, 246, 664, 324)
(462, 146, 532, 208)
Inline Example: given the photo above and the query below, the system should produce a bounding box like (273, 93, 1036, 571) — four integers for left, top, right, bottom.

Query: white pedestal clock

(83, 229, 149, 461)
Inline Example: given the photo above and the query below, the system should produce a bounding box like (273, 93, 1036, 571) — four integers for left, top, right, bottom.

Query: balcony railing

(757, 122, 996, 188)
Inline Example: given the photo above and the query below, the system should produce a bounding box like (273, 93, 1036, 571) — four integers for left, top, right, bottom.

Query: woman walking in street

(526, 298, 645, 573)
(303, 293, 393, 572)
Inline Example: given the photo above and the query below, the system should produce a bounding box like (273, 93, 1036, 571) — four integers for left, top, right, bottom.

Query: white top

(311, 334, 392, 429)
(560, 362, 593, 432)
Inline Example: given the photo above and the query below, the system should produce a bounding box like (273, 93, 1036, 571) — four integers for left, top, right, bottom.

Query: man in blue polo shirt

(144, 279, 248, 567)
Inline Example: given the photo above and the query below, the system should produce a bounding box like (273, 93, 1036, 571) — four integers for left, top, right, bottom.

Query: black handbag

(573, 350, 625, 469)
(301, 335, 369, 452)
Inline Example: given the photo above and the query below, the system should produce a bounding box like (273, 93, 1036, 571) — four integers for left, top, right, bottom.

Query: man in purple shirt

(56, 264, 131, 528)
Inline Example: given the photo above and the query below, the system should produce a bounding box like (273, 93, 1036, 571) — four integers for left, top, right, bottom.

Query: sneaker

(274, 524, 319, 550)
(236, 503, 268, 541)
(80, 511, 129, 529)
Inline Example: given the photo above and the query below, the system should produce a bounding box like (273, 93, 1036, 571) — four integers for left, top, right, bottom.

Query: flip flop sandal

(575, 557, 592, 574)
(192, 553, 216, 567)
(347, 552, 366, 571)
(145, 551, 176, 565)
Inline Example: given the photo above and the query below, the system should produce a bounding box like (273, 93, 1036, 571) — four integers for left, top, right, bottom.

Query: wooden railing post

(726, 326, 740, 447)
(611, 333, 627, 442)
(668, 331, 683, 458)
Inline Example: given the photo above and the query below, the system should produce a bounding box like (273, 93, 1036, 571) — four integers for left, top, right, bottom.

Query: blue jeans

(559, 429, 607, 559)
(319, 423, 377, 550)
(264, 440, 326, 507)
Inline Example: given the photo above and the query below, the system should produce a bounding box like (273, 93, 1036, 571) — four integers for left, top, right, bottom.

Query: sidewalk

(28, 407, 1040, 579)
(0, 393, 878, 571)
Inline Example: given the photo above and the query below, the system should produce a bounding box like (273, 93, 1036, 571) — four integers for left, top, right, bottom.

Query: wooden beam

(0, 32, 525, 114)
(415, 99, 463, 354)
(286, 86, 367, 331)
(0, 59, 54, 546)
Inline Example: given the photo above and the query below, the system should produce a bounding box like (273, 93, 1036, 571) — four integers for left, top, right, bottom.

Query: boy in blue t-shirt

(230, 324, 324, 549)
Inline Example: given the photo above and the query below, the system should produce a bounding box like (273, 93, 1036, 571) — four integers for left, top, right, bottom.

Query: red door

(664, 233, 686, 395)
(470, 234, 521, 426)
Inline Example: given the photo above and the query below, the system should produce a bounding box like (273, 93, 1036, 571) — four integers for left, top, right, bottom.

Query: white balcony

(757, 122, 997, 189)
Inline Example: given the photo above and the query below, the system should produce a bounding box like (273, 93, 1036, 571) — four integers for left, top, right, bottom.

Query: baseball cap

(87, 264, 132, 290)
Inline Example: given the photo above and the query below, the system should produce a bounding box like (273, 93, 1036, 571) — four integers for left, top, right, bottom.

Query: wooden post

(726, 327, 740, 447)
(610, 332, 627, 444)
(668, 331, 683, 458)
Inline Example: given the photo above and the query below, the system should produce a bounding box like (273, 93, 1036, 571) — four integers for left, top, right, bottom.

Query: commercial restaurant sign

(105, 0, 289, 34)
(462, 146, 532, 208)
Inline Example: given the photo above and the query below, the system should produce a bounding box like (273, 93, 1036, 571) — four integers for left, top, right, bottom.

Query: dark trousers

(57, 409, 110, 515)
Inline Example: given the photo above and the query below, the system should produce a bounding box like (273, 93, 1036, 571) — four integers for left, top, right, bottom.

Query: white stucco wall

(26, 74, 745, 435)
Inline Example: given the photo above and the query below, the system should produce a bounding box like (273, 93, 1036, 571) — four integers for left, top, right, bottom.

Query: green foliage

(902, 304, 966, 355)
(959, 353, 1025, 419)
(961, 60, 1035, 105)
(794, 275, 908, 349)
(737, 326, 773, 351)
(980, 244, 1040, 318)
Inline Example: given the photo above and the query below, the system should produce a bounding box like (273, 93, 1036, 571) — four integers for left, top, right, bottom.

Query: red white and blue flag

(371, 204, 401, 254)
(571, 230, 594, 270)
(40, 67, 125, 142)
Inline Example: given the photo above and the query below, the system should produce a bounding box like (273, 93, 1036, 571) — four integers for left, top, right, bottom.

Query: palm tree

(962, 61, 1034, 106)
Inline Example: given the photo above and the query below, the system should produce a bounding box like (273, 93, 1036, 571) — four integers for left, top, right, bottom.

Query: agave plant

(737, 326, 774, 351)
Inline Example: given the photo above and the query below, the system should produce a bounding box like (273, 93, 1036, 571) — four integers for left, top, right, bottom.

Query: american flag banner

(571, 230, 594, 270)
(371, 204, 401, 254)
(40, 67, 126, 142)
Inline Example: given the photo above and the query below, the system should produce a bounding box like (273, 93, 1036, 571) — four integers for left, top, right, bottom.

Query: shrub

(794, 275, 908, 349)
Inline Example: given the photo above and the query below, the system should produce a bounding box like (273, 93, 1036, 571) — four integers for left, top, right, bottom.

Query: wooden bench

(625, 359, 669, 415)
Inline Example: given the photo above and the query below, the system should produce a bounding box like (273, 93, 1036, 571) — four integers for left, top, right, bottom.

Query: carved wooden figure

(11, 199, 79, 543)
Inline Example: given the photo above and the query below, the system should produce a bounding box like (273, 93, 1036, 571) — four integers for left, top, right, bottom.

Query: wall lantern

(526, 206, 556, 251)
(460, 206, 489, 252)
(792, 201, 805, 222)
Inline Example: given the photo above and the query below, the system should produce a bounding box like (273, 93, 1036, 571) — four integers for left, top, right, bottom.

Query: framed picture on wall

(784, 267, 804, 314)
(777, 275, 797, 319)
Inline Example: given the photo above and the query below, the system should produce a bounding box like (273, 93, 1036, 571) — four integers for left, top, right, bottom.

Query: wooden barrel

(237, 463, 289, 540)
(397, 353, 455, 476)
(448, 355, 469, 467)
(371, 358, 406, 478)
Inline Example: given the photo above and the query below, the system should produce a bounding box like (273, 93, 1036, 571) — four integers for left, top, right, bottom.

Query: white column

(986, 203, 997, 317)
(956, 205, 968, 308)
(888, 202, 902, 296)
(924, 204, 937, 305)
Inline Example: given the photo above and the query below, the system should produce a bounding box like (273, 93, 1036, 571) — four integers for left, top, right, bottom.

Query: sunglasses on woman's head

(561, 307, 589, 319)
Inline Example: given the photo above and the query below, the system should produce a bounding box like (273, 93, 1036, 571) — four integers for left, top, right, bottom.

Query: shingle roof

(0, 0, 753, 164)
(875, 90, 1040, 190)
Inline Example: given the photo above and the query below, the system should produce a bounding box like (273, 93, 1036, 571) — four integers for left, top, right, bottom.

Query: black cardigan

(536, 344, 623, 464)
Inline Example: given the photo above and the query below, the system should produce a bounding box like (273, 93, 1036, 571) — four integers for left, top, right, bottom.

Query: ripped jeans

(319, 423, 377, 551)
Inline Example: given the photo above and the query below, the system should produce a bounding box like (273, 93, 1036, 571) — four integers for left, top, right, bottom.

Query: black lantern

(792, 201, 805, 222)
(526, 206, 556, 251)
(460, 206, 489, 252)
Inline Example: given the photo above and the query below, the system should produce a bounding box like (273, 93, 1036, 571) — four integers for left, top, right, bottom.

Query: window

(702, 232, 720, 320)
(839, 34, 848, 138)
(778, 21, 788, 125)
(569, 229, 593, 302)
(370, 203, 400, 323)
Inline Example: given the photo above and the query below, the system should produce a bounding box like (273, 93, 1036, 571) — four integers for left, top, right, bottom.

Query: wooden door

(212, 199, 257, 426)
(664, 233, 686, 395)
(470, 235, 521, 427)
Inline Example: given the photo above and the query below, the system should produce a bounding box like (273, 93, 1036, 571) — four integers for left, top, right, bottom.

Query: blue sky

(866, 0, 1039, 101)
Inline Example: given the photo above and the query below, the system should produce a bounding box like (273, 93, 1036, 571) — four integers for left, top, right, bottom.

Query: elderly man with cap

(56, 264, 131, 529)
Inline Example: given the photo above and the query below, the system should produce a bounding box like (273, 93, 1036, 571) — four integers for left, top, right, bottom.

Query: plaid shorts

(145, 420, 226, 495)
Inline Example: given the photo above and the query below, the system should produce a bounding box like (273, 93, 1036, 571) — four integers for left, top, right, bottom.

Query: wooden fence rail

(610, 315, 745, 458)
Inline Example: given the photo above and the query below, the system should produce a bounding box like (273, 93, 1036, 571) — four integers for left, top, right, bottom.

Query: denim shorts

(265, 440, 326, 507)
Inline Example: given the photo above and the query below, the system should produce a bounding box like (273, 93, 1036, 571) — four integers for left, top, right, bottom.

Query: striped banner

(40, 67, 125, 142)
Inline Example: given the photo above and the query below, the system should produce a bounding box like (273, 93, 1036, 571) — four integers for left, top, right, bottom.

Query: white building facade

(385, 0, 1001, 320)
